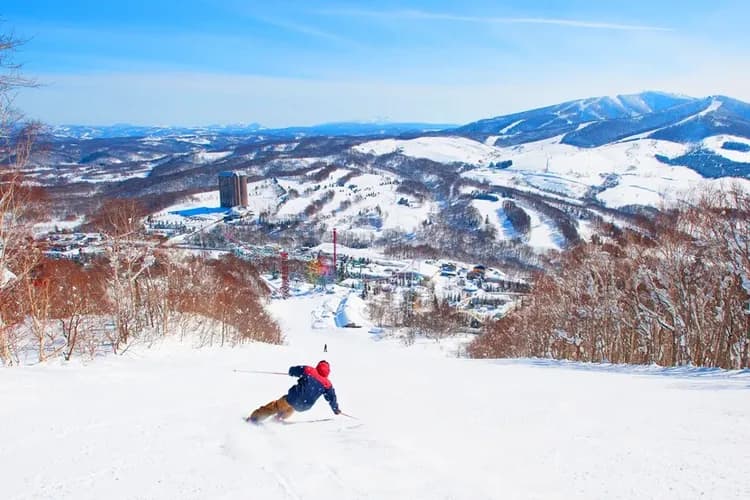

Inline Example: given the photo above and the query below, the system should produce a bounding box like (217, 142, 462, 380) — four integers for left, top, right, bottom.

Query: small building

(340, 278, 365, 290)
(467, 264, 486, 281)
(393, 271, 424, 287)
(440, 262, 457, 277)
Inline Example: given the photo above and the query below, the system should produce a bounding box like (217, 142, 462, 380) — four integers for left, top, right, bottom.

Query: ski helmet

(316, 360, 330, 377)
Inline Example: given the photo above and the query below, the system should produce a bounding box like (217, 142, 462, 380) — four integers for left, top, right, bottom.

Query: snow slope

(701, 135, 750, 163)
(472, 199, 517, 240)
(274, 170, 434, 234)
(463, 136, 749, 208)
(353, 136, 504, 165)
(2, 290, 749, 499)
(354, 134, 750, 209)
(471, 196, 564, 250)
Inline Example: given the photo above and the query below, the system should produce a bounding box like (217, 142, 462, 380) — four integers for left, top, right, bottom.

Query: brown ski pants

(250, 396, 295, 422)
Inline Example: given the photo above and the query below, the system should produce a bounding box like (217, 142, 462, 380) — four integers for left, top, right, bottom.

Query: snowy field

(353, 136, 505, 166)
(471, 197, 564, 250)
(274, 169, 434, 235)
(2, 289, 749, 500)
(355, 135, 750, 210)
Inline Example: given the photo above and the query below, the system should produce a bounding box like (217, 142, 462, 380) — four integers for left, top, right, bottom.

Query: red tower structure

(280, 251, 289, 299)
(332, 227, 337, 282)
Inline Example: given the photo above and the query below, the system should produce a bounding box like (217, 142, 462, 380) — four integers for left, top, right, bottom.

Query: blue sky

(4, 0, 750, 126)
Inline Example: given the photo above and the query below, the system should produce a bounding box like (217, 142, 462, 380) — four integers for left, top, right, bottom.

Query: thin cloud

(325, 8, 673, 32)
(19, 65, 750, 127)
(253, 16, 354, 44)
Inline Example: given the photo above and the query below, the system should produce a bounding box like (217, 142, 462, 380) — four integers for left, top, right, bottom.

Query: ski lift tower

(280, 251, 289, 299)
(332, 227, 337, 282)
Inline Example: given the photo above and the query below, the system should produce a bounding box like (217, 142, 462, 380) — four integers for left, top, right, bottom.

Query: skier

(246, 360, 341, 423)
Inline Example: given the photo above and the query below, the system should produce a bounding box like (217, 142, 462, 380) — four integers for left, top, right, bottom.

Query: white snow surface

(2, 289, 749, 500)
(151, 191, 226, 227)
(353, 134, 750, 209)
(702, 135, 750, 163)
(471, 197, 563, 250)
(464, 136, 750, 208)
(1, 266, 16, 287)
(193, 150, 233, 163)
(275, 170, 434, 234)
(353, 136, 504, 165)
(32, 217, 85, 236)
(472, 199, 515, 240)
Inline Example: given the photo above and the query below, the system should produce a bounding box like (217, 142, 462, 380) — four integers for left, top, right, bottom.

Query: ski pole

(339, 411, 359, 420)
(233, 369, 287, 375)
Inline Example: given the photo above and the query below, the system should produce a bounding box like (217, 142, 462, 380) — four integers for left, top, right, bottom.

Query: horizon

(5, 1, 750, 127)
(51, 118, 461, 129)
(45, 90, 738, 130)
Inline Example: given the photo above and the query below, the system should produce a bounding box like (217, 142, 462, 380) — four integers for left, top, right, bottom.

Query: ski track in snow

(2, 288, 749, 499)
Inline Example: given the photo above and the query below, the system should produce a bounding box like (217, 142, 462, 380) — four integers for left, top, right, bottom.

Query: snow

(311, 242, 393, 262)
(704, 98, 723, 114)
(274, 170, 435, 235)
(333, 292, 368, 327)
(32, 217, 85, 237)
(596, 178, 673, 207)
(1, 266, 16, 287)
(154, 191, 226, 224)
(277, 193, 320, 218)
(316, 167, 352, 184)
(353, 136, 505, 165)
(36, 151, 184, 185)
(522, 172, 592, 199)
(267, 142, 299, 153)
(499, 119, 524, 135)
(193, 150, 232, 163)
(462, 136, 746, 208)
(470, 196, 563, 249)
(682, 98, 721, 123)
(246, 180, 282, 214)
(174, 135, 211, 145)
(472, 199, 516, 240)
(576, 218, 597, 242)
(65, 166, 153, 184)
(147, 191, 229, 242)
(2, 288, 749, 499)
(515, 199, 565, 251)
(702, 135, 750, 163)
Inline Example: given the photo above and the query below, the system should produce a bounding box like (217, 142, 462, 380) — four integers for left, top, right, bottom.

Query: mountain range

(47, 91, 750, 180)
(444, 91, 750, 178)
(49, 121, 457, 140)
(22, 90, 750, 261)
(452, 91, 750, 145)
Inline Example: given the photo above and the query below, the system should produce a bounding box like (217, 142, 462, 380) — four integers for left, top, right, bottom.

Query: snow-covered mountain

(451, 92, 750, 146)
(452, 91, 694, 143)
(351, 92, 750, 214)
(442, 92, 750, 179)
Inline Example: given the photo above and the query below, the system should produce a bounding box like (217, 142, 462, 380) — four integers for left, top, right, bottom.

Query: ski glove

(334, 409, 341, 415)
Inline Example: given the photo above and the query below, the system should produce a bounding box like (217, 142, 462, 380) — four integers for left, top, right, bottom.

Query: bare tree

(469, 188, 750, 369)
(0, 28, 41, 365)
(89, 199, 152, 352)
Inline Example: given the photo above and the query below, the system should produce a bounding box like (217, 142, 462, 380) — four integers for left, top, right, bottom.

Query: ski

(279, 418, 335, 425)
